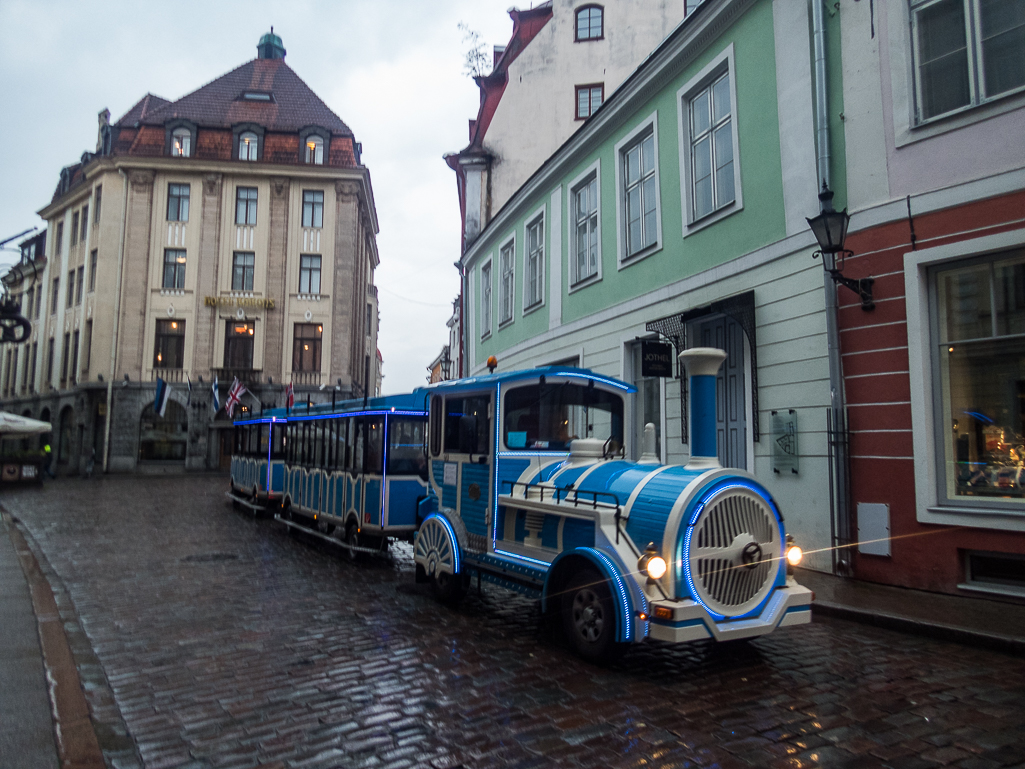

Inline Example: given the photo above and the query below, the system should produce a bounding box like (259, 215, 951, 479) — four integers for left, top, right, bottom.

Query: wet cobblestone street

(4, 475, 1025, 769)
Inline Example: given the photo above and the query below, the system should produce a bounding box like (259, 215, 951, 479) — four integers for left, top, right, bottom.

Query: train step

(226, 491, 264, 513)
(272, 515, 388, 556)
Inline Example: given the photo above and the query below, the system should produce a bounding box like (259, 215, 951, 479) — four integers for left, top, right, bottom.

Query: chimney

(679, 348, 727, 470)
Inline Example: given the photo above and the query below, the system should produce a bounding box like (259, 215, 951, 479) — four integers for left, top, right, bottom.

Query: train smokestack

(679, 348, 727, 470)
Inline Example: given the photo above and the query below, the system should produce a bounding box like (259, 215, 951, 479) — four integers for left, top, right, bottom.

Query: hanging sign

(641, 340, 673, 378)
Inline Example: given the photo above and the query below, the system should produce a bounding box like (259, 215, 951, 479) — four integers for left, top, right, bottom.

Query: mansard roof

(121, 58, 352, 136)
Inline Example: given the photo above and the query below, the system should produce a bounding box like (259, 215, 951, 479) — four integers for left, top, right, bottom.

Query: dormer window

(239, 131, 259, 161)
(305, 136, 324, 164)
(575, 5, 603, 41)
(171, 128, 191, 157)
(242, 91, 272, 102)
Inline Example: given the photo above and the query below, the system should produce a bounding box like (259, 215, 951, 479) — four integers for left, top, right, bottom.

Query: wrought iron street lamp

(807, 185, 874, 310)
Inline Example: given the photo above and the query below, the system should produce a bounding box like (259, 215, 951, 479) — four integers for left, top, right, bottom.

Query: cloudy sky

(0, 0, 516, 394)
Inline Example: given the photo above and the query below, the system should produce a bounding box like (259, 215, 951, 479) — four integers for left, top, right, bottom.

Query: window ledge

(956, 581, 1025, 600)
(498, 318, 514, 330)
(684, 201, 741, 238)
(522, 301, 544, 317)
(568, 274, 601, 294)
(618, 243, 662, 271)
(898, 87, 1025, 148)
(295, 294, 324, 302)
(158, 289, 189, 297)
(480, 331, 492, 341)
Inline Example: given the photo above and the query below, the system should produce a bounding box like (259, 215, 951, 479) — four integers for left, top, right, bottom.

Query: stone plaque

(771, 409, 798, 475)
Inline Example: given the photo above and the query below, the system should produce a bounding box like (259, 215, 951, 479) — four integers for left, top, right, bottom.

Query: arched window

(575, 5, 603, 41)
(139, 401, 188, 461)
(305, 135, 324, 164)
(239, 131, 259, 161)
(171, 127, 191, 157)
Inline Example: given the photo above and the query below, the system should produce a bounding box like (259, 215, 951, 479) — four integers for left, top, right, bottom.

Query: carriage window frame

(442, 394, 491, 456)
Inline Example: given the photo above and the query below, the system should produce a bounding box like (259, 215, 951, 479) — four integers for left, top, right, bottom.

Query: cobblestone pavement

(5, 476, 1025, 769)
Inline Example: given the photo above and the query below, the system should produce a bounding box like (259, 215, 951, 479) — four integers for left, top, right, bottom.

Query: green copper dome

(257, 29, 286, 60)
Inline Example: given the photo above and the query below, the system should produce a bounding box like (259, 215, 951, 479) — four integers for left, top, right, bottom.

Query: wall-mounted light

(807, 185, 874, 311)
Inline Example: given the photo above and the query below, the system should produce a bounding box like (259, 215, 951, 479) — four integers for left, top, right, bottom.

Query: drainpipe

(102, 167, 129, 473)
(812, 0, 851, 574)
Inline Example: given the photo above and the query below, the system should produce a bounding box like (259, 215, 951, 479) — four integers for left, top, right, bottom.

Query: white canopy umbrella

(0, 411, 52, 437)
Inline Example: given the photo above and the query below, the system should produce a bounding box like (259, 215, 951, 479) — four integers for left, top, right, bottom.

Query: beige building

(0, 32, 380, 473)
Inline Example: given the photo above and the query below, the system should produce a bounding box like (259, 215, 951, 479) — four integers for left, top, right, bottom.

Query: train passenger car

(280, 394, 429, 553)
(229, 415, 287, 511)
(414, 350, 811, 662)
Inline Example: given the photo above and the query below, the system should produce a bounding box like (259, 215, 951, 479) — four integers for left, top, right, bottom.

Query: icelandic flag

(154, 378, 171, 418)
(286, 382, 295, 410)
(225, 377, 247, 418)
(211, 375, 220, 413)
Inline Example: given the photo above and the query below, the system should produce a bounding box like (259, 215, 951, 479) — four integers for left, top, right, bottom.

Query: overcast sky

(0, 0, 516, 394)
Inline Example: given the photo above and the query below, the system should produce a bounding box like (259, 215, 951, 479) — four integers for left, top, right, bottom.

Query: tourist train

(229, 349, 811, 662)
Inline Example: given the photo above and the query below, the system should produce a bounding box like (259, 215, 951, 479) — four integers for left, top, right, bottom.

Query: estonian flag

(186, 374, 192, 407)
(211, 375, 220, 413)
(154, 378, 171, 418)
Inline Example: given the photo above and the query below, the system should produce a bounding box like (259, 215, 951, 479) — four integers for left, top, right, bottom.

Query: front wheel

(561, 568, 624, 664)
(345, 522, 361, 562)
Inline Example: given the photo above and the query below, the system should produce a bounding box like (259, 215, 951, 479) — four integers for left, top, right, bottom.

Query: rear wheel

(561, 568, 624, 664)
(432, 569, 466, 604)
(345, 522, 360, 562)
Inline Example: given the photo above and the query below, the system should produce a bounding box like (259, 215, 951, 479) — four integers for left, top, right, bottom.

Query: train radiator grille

(687, 487, 779, 618)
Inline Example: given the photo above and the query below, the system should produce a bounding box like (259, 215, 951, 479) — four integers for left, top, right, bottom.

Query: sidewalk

(0, 512, 59, 769)
(797, 567, 1025, 656)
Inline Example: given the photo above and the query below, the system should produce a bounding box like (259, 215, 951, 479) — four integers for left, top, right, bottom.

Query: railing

(291, 370, 321, 386)
(212, 368, 263, 387)
(502, 480, 621, 511)
(151, 368, 186, 383)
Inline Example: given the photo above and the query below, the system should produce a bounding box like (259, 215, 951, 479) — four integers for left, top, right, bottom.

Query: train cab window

(503, 382, 624, 451)
(443, 395, 491, 456)
(388, 418, 427, 478)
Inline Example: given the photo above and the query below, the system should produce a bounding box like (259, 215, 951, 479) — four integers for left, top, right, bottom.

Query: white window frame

(523, 205, 546, 314)
(907, 226, 1025, 533)
(568, 159, 602, 291)
(614, 111, 662, 268)
(498, 235, 515, 327)
(676, 44, 743, 236)
(909, 0, 1025, 126)
(171, 127, 191, 158)
(480, 257, 493, 339)
(239, 131, 259, 161)
(305, 135, 324, 164)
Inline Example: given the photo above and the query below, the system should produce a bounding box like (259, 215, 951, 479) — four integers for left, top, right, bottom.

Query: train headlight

(638, 542, 667, 581)
(785, 534, 803, 573)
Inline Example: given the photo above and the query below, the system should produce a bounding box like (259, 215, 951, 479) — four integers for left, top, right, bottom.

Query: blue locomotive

(232, 348, 810, 662)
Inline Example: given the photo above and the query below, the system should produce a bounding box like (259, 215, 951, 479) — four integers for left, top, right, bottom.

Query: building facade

(0, 32, 381, 474)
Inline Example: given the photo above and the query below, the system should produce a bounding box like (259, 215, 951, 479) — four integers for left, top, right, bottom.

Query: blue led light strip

(586, 548, 633, 641)
(493, 548, 550, 567)
(492, 382, 502, 547)
(422, 513, 461, 574)
(288, 409, 425, 422)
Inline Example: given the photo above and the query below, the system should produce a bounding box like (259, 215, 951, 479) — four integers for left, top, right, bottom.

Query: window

(388, 419, 427, 477)
(76, 266, 84, 305)
(232, 252, 255, 291)
(575, 5, 603, 41)
(688, 71, 735, 221)
(66, 270, 75, 309)
(51, 278, 59, 313)
(29, 342, 37, 390)
(575, 84, 603, 119)
(164, 250, 187, 289)
(292, 323, 322, 372)
(481, 261, 493, 338)
(619, 124, 659, 259)
(80, 206, 88, 242)
(302, 190, 324, 228)
(224, 321, 255, 369)
(171, 127, 191, 157)
(71, 211, 79, 246)
(83, 322, 91, 372)
(89, 250, 97, 291)
(443, 395, 491, 455)
(499, 240, 515, 325)
(572, 170, 600, 284)
(70, 330, 79, 384)
(167, 184, 190, 222)
(299, 254, 321, 294)
(93, 186, 101, 223)
(305, 135, 324, 164)
(235, 187, 258, 226)
(933, 249, 1025, 504)
(154, 319, 185, 369)
(55, 222, 63, 255)
(60, 332, 70, 385)
(239, 131, 258, 160)
(46, 337, 54, 382)
(504, 382, 624, 450)
(910, 0, 1025, 123)
(25, 288, 33, 320)
(366, 302, 374, 334)
(525, 215, 544, 309)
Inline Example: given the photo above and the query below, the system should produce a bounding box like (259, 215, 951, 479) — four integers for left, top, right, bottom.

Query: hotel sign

(204, 296, 275, 309)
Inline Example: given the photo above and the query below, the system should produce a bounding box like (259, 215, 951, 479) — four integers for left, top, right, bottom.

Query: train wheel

(561, 568, 623, 664)
(416, 517, 463, 604)
(345, 522, 360, 562)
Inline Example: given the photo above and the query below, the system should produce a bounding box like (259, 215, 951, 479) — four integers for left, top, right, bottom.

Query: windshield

(504, 382, 624, 451)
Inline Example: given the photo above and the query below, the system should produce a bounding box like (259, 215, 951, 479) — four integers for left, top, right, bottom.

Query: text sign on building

(204, 296, 275, 309)
(641, 340, 673, 378)
(771, 409, 798, 475)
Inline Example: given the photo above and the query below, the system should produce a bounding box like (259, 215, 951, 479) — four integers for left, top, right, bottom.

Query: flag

(211, 375, 220, 413)
(186, 374, 192, 407)
(154, 378, 171, 418)
(286, 382, 294, 410)
(225, 377, 246, 418)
